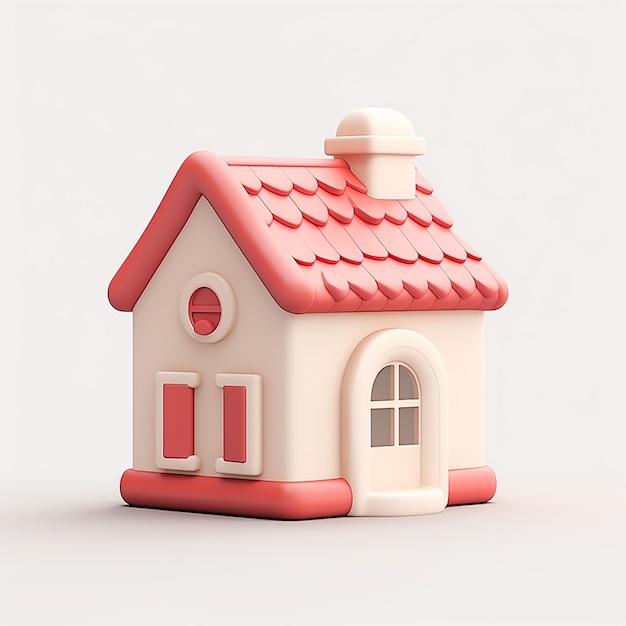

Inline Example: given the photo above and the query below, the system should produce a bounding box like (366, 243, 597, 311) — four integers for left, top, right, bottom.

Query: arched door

(341, 329, 449, 516)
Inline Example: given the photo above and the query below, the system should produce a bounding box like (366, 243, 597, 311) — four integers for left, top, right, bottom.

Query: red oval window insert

(188, 287, 222, 335)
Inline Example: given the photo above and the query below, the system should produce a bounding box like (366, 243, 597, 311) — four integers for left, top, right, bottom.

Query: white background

(2, 1, 625, 624)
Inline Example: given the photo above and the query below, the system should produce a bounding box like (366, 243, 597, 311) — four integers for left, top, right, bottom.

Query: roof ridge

(225, 156, 349, 168)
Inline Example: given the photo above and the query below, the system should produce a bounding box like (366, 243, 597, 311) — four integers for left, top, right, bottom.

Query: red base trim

(447, 465, 497, 506)
(120, 470, 353, 520)
(120, 465, 496, 519)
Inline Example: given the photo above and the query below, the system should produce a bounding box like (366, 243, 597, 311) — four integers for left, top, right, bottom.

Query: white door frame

(341, 329, 449, 516)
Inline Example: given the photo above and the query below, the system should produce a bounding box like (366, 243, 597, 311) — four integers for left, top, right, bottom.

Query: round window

(188, 287, 222, 336)
(179, 273, 236, 343)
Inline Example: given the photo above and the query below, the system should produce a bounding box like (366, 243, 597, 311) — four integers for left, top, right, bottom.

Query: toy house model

(109, 108, 508, 520)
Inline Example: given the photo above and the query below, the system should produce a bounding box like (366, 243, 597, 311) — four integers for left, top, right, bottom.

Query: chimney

(324, 107, 425, 200)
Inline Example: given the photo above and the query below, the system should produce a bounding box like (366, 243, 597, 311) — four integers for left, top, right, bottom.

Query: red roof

(108, 152, 508, 314)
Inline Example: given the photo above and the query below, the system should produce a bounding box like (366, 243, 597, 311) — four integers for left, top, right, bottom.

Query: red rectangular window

(162, 383, 194, 458)
(223, 385, 247, 463)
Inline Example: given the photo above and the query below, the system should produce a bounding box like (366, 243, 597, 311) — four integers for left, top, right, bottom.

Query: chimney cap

(336, 107, 416, 137)
(325, 107, 425, 157)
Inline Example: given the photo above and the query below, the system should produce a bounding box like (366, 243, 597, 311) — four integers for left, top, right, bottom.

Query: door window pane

(399, 406, 419, 445)
(371, 365, 393, 401)
(399, 365, 418, 400)
(371, 408, 394, 447)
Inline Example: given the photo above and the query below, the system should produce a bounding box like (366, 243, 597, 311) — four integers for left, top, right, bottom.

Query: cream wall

(132, 197, 294, 479)
(285, 309, 485, 476)
(131, 197, 487, 482)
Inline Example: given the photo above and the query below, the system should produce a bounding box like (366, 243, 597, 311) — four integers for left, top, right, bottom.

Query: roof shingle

(108, 152, 508, 314)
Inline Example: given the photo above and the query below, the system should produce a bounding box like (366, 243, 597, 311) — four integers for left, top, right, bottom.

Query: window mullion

(393, 363, 400, 447)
